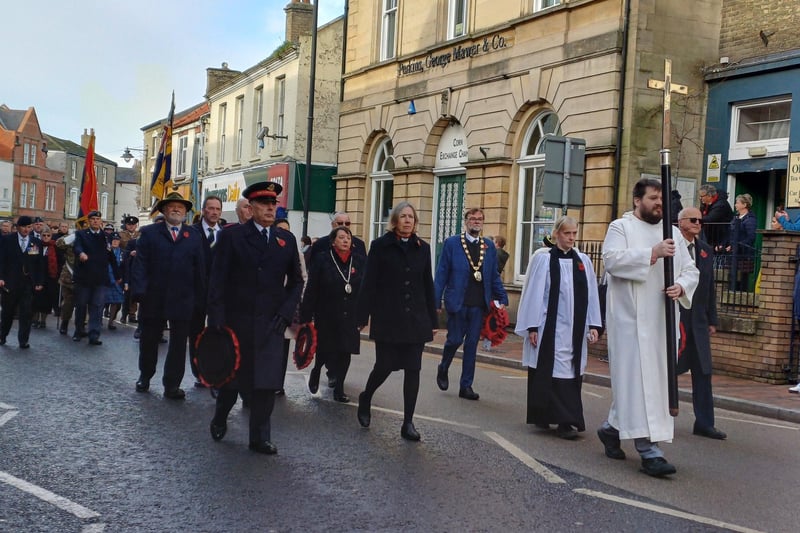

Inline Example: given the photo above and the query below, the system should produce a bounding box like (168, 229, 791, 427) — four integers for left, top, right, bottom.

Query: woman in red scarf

(32, 229, 60, 328)
(300, 226, 365, 403)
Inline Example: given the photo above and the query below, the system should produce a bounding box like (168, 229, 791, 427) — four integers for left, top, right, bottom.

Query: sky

(3, 0, 345, 166)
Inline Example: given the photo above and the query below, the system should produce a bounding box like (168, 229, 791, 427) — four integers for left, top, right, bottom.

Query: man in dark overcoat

(307, 211, 367, 268)
(131, 193, 206, 399)
(188, 196, 223, 388)
(0, 216, 44, 348)
(434, 208, 508, 400)
(73, 210, 120, 345)
(677, 207, 726, 440)
(207, 181, 303, 454)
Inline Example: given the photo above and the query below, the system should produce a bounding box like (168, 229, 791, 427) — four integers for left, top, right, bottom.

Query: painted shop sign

(398, 33, 511, 77)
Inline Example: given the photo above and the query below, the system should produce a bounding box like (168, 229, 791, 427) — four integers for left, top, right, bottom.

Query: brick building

(0, 105, 65, 224)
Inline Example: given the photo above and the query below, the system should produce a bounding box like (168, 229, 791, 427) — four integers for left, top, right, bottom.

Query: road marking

(499, 375, 526, 380)
(351, 403, 480, 429)
(574, 488, 764, 533)
(0, 471, 100, 519)
(0, 402, 17, 409)
(81, 524, 106, 532)
(484, 431, 566, 484)
(715, 415, 798, 431)
(0, 410, 18, 427)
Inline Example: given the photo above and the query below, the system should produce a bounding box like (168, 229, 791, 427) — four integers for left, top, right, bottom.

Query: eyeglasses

(680, 217, 702, 224)
(467, 217, 484, 222)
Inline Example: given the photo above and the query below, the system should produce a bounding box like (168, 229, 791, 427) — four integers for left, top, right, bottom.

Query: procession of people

(0, 178, 741, 476)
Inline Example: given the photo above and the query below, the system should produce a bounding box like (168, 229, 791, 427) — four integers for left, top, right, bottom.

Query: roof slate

(44, 133, 116, 165)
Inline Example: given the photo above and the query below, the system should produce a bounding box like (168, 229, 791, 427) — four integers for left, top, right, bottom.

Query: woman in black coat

(356, 201, 438, 441)
(300, 226, 365, 403)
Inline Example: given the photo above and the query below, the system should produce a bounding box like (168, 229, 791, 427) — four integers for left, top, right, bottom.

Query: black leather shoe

(556, 424, 578, 440)
(328, 377, 337, 389)
(88, 339, 102, 346)
(534, 423, 551, 430)
(275, 388, 285, 396)
(308, 366, 320, 394)
(108, 324, 117, 330)
(0, 336, 6, 346)
(400, 421, 421, 441)
(458, 386, 479, 400)
(249, 441, 278, 455)
(135, 379, 150, 393)
(436, 366, 449, 391)
(19, 343, 30, 350)
(333, 393, 350, 403)
(59, 327, 67, 335)
(640, 457, 677, 477)
(210, 420, 227, 441)
(357, 392, 371, 428)
(597, 427, 626, 460)
(163, 388, 186, 399)
(72, 333, 82, 342)
(693, 425, 727, 440)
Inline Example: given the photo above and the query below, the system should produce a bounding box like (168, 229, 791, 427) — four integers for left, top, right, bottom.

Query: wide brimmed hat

(193, 326, 241, 388)
(480, 302, 509, 347)
(155, 192, 193, 213)
(293, 323, 317, 370)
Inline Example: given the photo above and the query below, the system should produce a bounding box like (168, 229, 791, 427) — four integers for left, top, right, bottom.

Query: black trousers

(138, 318, 190, 389)
(0, 287, 34, 343)
(214, 388, 276, 443)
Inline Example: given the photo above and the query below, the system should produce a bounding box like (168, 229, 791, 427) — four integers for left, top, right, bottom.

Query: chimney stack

(284, 0, 313, 43)
(80, 128, 94, 148)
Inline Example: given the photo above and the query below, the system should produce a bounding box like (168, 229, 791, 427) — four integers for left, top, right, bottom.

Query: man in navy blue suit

(434, 208, 508, 400)
(0, 216, 44, 348)
(131, 192, 206, 399)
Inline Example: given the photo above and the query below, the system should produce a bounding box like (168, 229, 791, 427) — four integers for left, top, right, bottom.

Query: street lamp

(121, 146, 146, 163)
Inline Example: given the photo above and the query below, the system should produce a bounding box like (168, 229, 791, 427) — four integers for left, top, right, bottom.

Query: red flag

(77, 132, 98, 225)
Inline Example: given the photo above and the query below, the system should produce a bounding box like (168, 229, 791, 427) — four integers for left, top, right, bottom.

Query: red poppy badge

(700, 249, 708, 258)
(183, 231, 190, 238)
(578, 263, 585, 271)
(351, 267, 356, 274)
(276, 238, 286, 247)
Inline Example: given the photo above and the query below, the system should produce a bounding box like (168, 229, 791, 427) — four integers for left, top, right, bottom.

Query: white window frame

(729, 96, 791, 161)
(370, 138, 395, 242)
(100, 192, 109, 217)
(514, 111, 561, 283)
(45, 184, 56, 211)
(235, 95, 245, 161)
(71, 160, 77, 180)
(29, 182, 36, 208)
(254, 86, 264, 155)
(68, 188, 79, 217)
(380, 0, 398, 61)
(30, 143, 37, 166)
(218, 103, 227, 164)
(20, 182, 28, 208)
(177, 136, 189, 175)
(535, 0, 561, 11)
(23, 143, 30, 165)
(101, 167, 107, 185)
(448, 0, 467, 39)
(275, 77, 286, 151)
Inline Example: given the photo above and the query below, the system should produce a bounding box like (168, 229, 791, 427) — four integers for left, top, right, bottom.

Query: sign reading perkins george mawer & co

(398, 33, 512, 77)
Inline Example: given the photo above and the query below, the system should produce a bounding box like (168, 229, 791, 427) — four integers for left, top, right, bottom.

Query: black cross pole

(647, 58, 688, 417)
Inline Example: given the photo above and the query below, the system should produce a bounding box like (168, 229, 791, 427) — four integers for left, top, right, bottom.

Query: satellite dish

(256, 127, 268, 140)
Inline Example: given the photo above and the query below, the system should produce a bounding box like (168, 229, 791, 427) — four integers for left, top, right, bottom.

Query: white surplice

(515, 250, 602, 378)
(603, 212, 699, 442)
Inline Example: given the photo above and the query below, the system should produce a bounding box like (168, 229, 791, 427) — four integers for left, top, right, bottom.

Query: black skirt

(526, 367, 585, 431)
(374, 341, 424, 371)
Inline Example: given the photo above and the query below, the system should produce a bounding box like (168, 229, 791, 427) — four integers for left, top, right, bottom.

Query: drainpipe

(612, 0, 632, 218)
(340, 0, 349, 103)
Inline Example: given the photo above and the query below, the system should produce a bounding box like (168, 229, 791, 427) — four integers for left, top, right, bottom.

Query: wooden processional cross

(647, 58, 688, 417)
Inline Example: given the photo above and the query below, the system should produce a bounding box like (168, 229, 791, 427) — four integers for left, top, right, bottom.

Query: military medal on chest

(330, 250, 354, 294)
(460, 233, 485, 282)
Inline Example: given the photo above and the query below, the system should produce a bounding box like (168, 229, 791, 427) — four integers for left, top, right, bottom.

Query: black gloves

(271, 315, 289, 336)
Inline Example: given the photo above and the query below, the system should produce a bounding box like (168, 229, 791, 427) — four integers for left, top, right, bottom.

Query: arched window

(515, 111, 561, 280)
(370, 138, 395, 241)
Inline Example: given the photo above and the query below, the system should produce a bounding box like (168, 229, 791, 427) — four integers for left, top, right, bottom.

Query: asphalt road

(1, 323, 797, 532)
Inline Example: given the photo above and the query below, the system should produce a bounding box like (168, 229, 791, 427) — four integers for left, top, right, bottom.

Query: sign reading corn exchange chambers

(398, 33, 512, 77)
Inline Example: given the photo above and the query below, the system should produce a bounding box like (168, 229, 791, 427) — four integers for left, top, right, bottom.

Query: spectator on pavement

(699, 184, 733, 250)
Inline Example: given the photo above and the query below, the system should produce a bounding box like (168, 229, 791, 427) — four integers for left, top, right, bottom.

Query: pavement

(420, 329, 800, 424)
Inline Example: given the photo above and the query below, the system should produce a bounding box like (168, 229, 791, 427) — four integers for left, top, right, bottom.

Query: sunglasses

(680, 217, 702, 224)
(336, 221, 351, 226)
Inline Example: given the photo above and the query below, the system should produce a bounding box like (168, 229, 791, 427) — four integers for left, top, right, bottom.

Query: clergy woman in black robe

(514, 216, 602, 439)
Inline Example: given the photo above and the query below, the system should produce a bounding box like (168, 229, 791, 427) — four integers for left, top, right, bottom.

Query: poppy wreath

(193, 326, 241, 388)
(481, 302, 510, 347)
(293, 322, 318, 370)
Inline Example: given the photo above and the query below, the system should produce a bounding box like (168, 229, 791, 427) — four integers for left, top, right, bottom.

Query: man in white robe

(598, 177, 698, 477)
